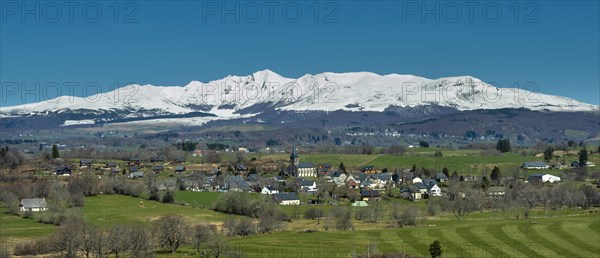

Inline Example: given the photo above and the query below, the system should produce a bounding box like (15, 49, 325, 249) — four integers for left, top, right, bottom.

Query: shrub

(162, 190, 174, 203)
(304, 207, 324, 220)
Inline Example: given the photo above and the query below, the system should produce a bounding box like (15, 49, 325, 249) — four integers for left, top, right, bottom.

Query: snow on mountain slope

(0, 70, 597, 117)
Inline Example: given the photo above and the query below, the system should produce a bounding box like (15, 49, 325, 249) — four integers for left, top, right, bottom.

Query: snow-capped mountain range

(0, 70, 597, 126)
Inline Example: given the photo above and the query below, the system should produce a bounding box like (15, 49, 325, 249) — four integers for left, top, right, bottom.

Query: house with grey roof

(521, 161, 549, 170)
(224, 175, 252, 192)
(261, 186, 279, 195)
(79, 159, 93, 168)
(298, 179, 317, 193)
(129, 171, 144, 178)
(20, 198, 48, 212)
(434, 172, 449, 182)
(56, 166, 72, 176)
(272, 192, 300, 205)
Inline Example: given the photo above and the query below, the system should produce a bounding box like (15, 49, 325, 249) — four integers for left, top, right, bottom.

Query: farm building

(527, 174, 561, 183)
(79, 159, 93, 168)
(521, 161, 549, 169)
(55, 166, 72, 176)
(352, 201, 369, 207)
(20, 198, 48, 212)
(360, 189, 381, 202)
(272, 192, 300, 205)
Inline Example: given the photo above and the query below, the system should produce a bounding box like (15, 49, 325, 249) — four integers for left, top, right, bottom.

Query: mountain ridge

(1, 70, 597, 125)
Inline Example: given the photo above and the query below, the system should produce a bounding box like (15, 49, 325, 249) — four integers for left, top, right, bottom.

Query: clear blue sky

(1, 1, 598, 106)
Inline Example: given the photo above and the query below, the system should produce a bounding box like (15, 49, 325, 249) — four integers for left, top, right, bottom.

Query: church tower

(290, 145, 299, 166)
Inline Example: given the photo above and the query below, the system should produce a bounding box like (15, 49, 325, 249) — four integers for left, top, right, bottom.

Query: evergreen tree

(428, 240, 442, 258)
(579, 147, 588, 165)
(490, 166, 501, 182)
(339, 162, 346, 173)
(162, 190, 174, 203)
(543, 146, 554, 162)
(442, 167, 449, 178)
(496, 139, 511, 153)
(482, 176, 490, 189)
(51, 144, 60, 159)
(450, 171, 459, 181)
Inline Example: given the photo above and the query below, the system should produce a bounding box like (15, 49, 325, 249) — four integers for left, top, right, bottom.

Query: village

(18, 144, 597, 214)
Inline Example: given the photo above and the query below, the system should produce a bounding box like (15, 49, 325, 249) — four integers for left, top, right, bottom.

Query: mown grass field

(0, 210, 55, 243)
(230, 213, 600, 258)
(259, 151, 600, 176)
(2, 193, 600, 257)
(82, 194, 247, 226)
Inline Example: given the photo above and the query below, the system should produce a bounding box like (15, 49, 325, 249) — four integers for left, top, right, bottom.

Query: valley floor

(1, 194, 599, 257)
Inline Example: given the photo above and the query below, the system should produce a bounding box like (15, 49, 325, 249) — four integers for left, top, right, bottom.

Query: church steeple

(290, 145, 299, 166)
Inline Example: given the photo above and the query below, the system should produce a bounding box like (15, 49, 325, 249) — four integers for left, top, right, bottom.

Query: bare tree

(391, 205, 418, 227)
(256, 198, 284, 233)
(192, 223, 216, 254)
(207, 234, 230, 258)
(324, 207, 353, 231)
(107, 224, 130, 258)
(129, 224, 153, 258)
(0, 191, 20, 214)
(154, 215, 188, 254)
(80, 223, 105, 258)
(52, 217, 83, 258)
(441, 184, 483, 220)
(203, 151, 222, 164)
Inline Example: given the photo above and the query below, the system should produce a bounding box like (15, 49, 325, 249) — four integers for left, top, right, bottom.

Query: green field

(0, 210, 55, 240)
(2, 193, 600, 257)
(82, 194, 246, 226)
(230, 213, 600, 258)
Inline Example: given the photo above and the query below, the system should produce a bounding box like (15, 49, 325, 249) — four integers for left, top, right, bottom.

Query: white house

(299, 180, 317, 193)
(427, 184, 442, 197)
(261, 186, 279, 195)
(542, 174, 561, 183)
(527, 174, 561, 183)
(412, 177, 423, 184)
(20, 198, 48, 212)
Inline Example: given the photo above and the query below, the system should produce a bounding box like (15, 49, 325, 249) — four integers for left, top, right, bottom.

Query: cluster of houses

(521, 160, 595, 170)
(41, 147, 577, 207)
(51, 157, 190, 178)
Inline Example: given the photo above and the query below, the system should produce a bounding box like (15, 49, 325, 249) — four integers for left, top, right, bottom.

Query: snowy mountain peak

(0, 71, 597, 119)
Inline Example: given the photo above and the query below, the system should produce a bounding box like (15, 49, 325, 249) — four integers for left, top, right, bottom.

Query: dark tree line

(496, 139, 511, 153)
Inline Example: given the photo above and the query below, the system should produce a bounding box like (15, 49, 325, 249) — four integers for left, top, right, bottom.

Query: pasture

(230, 212, 600, 258)
(1, 193, 600, 257)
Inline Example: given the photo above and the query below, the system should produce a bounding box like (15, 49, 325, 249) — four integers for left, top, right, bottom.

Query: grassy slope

(82, 195, 243, 226)
(2, 194, 599, 258)
(230, 213, 600, 258)
(0, 210, 55, 239)
(259, 151, 600, 176)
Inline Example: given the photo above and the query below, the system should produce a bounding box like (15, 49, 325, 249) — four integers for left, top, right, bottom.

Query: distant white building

(427, 184, 442, 197)
(261, 186, 279, 195)
(412, 177, 423, 184)
(527, 174, 561, 183)
(297, 163, 317, 178)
